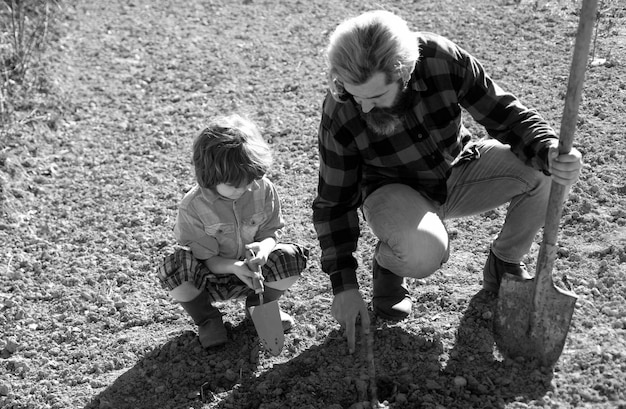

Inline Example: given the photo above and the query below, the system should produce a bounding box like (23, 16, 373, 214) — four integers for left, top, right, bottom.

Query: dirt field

(1, 0, 625, 408)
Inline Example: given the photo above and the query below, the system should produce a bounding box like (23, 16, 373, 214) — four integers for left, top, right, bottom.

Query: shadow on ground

(444, 290, 554, 408)
(85, 291, 554, 409)
(84, 320, 261, 409)
(209, 325, 446, 409)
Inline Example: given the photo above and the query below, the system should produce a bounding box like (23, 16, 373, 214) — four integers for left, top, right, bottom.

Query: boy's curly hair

(192, 114, 272, 188)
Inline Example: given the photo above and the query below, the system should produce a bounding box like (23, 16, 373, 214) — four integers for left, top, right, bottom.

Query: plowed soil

(1, 0, 625, 408)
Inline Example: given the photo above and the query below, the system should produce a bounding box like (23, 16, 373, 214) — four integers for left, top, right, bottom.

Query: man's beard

(360, 85, 412, 136)
(362, 110, 403, 136)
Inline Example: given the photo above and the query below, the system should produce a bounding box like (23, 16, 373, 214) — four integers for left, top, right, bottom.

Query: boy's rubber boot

(179, 292, 228, 348)
(372, 258, 412, 321)
(246, 287, 295, 332)
(482, 249, 533, 294)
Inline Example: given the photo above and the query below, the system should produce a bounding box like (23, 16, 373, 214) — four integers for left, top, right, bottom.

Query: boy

(157, 114, 308, 348)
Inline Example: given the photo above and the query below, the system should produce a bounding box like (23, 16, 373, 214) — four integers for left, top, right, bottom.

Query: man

(312, 10, 583, 354)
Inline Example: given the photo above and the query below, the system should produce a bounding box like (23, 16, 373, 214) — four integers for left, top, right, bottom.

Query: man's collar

(408, 69, 427, 93)
(408, 35, 427, 93)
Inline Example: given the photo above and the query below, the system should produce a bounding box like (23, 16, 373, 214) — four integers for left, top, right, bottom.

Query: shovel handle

(536, 0, 597, 287)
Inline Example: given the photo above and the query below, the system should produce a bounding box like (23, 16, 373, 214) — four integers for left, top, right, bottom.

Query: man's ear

(399, 66, 413, 87)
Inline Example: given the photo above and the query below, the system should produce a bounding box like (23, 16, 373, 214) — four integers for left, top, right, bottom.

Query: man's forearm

(329, 268, 360, 295)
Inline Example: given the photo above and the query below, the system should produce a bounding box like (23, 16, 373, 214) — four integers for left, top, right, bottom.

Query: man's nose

(360, 100, 375, 113)
(361, 103, 375, 113)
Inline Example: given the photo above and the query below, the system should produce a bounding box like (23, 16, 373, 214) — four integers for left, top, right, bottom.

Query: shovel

(493, 0, 597, 367)
(246, 250, 285, 356)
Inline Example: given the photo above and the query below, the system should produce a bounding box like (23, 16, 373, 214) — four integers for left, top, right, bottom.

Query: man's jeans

(362, 139, 551, 278)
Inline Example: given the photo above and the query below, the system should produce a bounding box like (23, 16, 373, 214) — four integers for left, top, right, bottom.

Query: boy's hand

(245, 248, 265, 295)
(245, 242, 269, 268)
(233, 260, 256, 289)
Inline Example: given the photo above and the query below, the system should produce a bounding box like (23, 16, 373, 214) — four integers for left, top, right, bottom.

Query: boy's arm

(203, 256, 245, 275)
(254, 179, 284, 241)
(174, 204, 218, 261)
(203, 256, 256, 289)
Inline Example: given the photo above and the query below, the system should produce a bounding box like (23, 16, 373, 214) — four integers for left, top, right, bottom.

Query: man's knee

(380, 236, 449, 278)
(400, 248, 448, 278)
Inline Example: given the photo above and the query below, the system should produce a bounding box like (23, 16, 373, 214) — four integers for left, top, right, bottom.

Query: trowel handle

(252, 274, 264, 294)
(246, 249, 265, 294)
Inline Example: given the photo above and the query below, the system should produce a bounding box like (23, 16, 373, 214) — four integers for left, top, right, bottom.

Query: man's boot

(179, 292, 228, 348)
(372, 258, 412, 321)
(482, 248, 533, 294)
(246, 287, 295, 332)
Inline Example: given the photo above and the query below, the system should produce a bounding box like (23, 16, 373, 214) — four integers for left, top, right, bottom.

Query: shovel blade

(494, 273, 577, 367)
(249, 300, 284, 356)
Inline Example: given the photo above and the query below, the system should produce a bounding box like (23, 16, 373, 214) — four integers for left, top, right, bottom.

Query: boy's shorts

(156, 243, 308, 302)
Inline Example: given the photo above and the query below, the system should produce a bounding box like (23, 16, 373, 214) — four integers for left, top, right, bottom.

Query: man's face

(344, 72, 409, 136)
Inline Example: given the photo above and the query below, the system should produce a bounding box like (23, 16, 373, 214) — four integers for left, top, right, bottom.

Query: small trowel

(246, 250, 284, 356)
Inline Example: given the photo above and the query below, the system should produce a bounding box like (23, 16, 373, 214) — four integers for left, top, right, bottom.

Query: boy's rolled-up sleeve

(255, 180, 285, 242)
(174, 205, 219, 261)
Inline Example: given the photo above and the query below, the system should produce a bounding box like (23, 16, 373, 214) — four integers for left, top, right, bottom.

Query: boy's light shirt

(174, 176, 284, 261)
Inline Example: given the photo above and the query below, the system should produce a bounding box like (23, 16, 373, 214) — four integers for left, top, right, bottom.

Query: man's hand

(548, 145, 583, 186)
(331, 289, 371, 354)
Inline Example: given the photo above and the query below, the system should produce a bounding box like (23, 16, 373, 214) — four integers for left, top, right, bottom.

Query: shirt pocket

(240, 212, 266, 243)
(204, 223, 237, 258)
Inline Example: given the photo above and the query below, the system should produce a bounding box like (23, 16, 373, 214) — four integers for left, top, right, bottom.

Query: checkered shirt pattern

(313, 32, 557, 294)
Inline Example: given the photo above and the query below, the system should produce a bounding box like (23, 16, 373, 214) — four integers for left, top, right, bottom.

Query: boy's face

(215, 180, 259, 200)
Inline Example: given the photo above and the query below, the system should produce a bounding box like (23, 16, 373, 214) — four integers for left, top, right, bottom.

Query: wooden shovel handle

(537, 0, 597, 286)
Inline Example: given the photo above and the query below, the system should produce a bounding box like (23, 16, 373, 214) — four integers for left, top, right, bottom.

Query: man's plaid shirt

(312, 32, 557, 294)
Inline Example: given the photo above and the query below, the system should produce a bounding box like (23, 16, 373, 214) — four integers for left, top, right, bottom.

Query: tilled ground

(1, 0, 625, 408)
